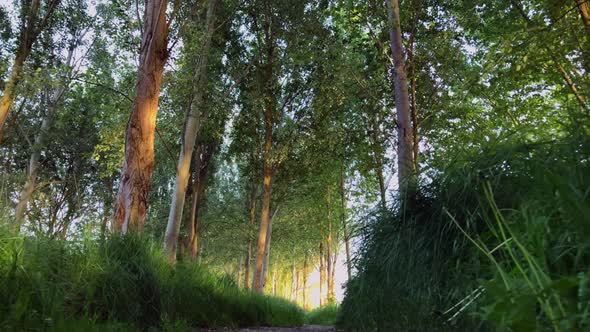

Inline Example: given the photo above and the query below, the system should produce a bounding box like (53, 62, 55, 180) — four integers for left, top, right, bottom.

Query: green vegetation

(305, 304, 339, 326)
(0, 0, 589, 330)
(339, 124, 590, 331)
(0, 233, 304, 331)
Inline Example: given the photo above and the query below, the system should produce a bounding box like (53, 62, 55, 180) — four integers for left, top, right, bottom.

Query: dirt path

(195, 326, 336, 332)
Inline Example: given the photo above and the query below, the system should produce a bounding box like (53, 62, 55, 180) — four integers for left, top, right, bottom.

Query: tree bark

(0, 0, 59, 141)
(576, 0, 590, 26)
(408, 31, 419, 170)
(319, 242, 325, 306)
(369, 114, 386, 208)
(244, 177, 257, 289)
(188, 143, 216, 260)
(326, 229, 334, 303)
(112, 0, 170, 233)
(386, 0, 416, 194)
(164, 0, 219, 262)
(340, 160, 352, 280)
(260, 208, 275, 290)
(252, 30, 275, 292)
(272, 268, 277, 295)
(303, 254, 309, 310)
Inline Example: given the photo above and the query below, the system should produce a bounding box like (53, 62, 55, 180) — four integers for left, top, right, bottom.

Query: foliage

(305, 304, 339, 326)
(0, 233, 304, 330)
(339, 122, 590, 331)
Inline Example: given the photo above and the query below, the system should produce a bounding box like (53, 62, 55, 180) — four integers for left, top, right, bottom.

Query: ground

(195, 326, 337, 332)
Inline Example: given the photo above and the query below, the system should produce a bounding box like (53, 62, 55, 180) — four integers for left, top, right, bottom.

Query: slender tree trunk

(253, 36, 275, 292)
(236, 256, 243, 287)
(576, 0, 590, 26)
(386, 0, 416, 194)
(303, 254, 309, 310)
(325, 189, 335, 302)
(340, 160, 352, 280)
(260, 208, 274, 290)
(14, 43, 75, 232)
(369, 116, 386, 208)
(0, 52, 27, 143)
(290, 265, 296, 301)
(295, 269, 301, 303)
(101, 178, 114, 240)
(319, 242, 325, 306)
(164, 0, 219, 261)
(112, 0, 170, 233)
(272, 268, 277, 295)
(188, 156, 201, 258)
(0, 0, 51, 141)
(188, 143, 215, 260)
(326, 232, 334, 303)
(330, 249, 337, 299)
(408, 32, 419, 169)
(244, 177, 257, 289)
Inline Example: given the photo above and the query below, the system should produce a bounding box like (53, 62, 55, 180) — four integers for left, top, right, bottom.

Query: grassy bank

(0, 234, 304, 331)
(338, 127, 590, 331)
(305, 304, 338, 326)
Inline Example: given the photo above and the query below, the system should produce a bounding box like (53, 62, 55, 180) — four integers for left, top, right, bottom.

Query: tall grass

(0, 233, 304, 330)
(338, 124, 590, 331)
(305, 304, 339, 326)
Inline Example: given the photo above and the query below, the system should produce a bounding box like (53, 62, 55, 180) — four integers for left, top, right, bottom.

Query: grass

(305, 304, 338, 326)
(338, 124, 590, 331)
(0, 233, 304, 330)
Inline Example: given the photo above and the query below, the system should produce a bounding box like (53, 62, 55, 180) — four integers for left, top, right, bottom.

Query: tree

(164, 0, 220, 262)
(0, 0, 60, 141)
(14, 3, 91, 231)
(385, 0, 415, 197)
(112, 0, 172, 233)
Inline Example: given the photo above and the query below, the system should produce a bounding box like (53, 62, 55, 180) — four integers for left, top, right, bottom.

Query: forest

(0, 0, 589, 331)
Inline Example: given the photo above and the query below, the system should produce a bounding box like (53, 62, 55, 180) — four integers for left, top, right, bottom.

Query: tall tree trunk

(260, 208, 275, 290)
(340, 160, 352, 280)
(386, 0, 416, 195)
(369, 115, 386, 208)
(408, 31, 419, 170)
(330, 249, 337, 299)
(325, 189, 335, 302)
(244, 177, 257, 289)
(188, 158, 202, 259)
(0, 0, 59, 141)
(272, 268, 277, 295)
(188, 143, 215, 260)
(236, 256, 243, 287)
(101, 178, 114, 240)
(14, 43, 75, 232)
(319, 242, 325, 306)
(252, 35, 275, 292)
(303, 254, 309, 310)
(112, 0, 170, 233)
(326, 232, 334, 303)
(576, 0, 590, 26)
(164, 0, 219, 262)
(292, 269, 298, 303)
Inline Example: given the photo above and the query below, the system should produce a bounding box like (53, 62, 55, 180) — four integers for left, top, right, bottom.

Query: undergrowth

(338, 123, 590, 331)
(305, 304, 338, 326)
(0, 233, 304, 330)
